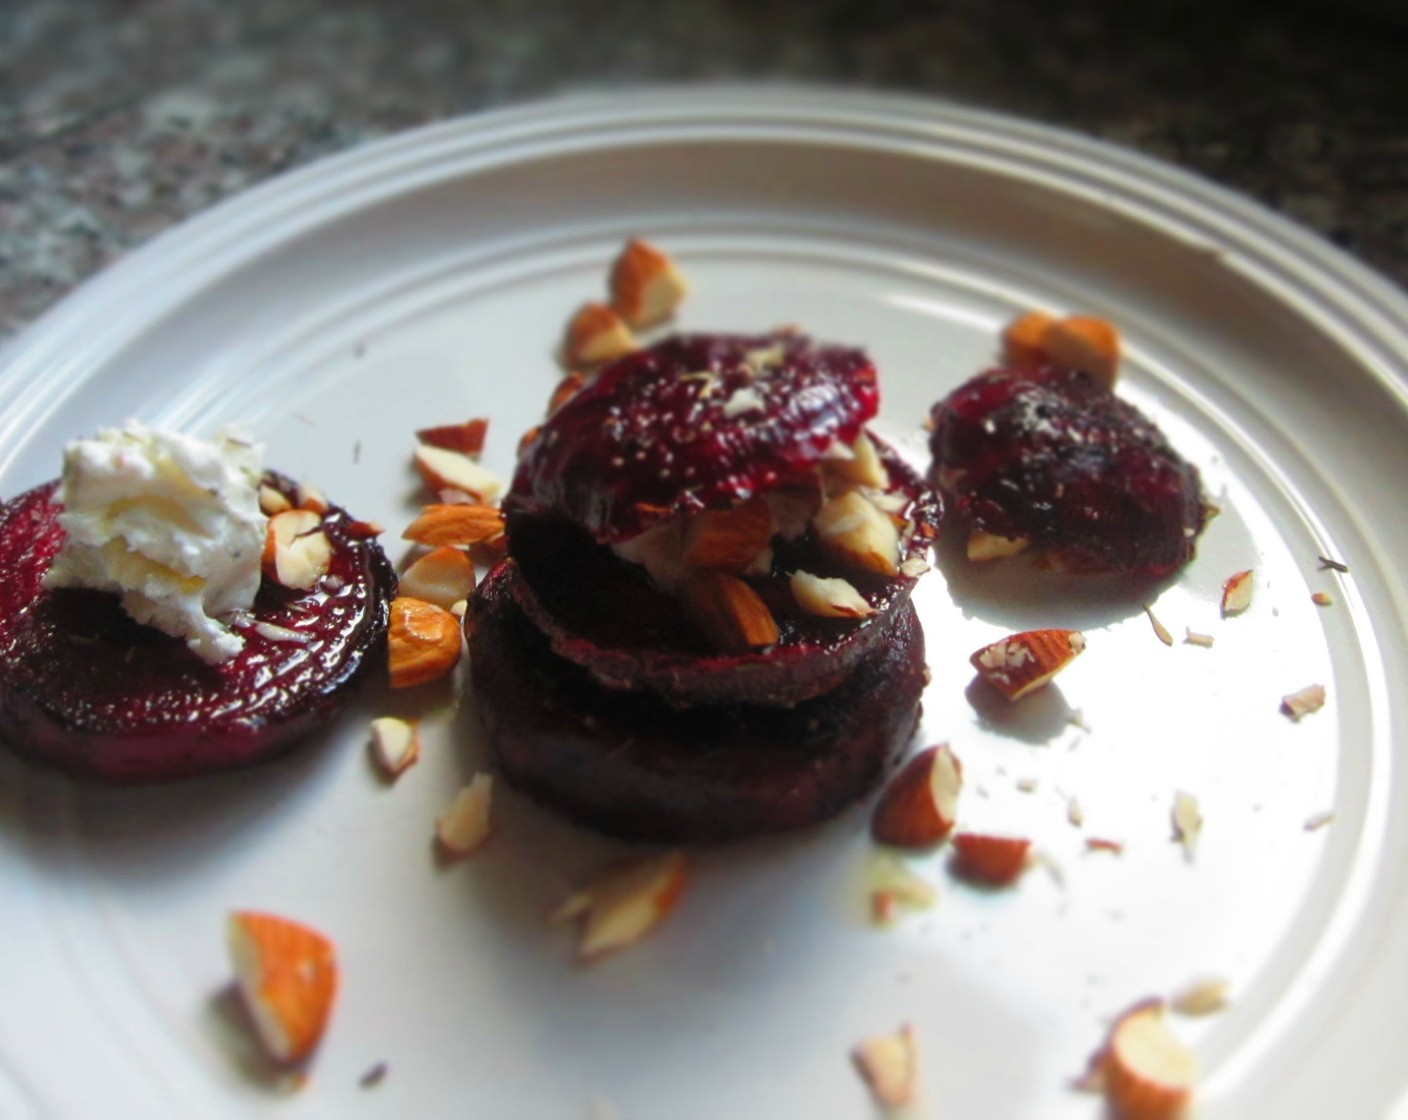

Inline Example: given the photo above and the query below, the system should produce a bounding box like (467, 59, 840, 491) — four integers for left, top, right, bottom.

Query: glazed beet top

(509, 333, 879, 543)
(930, 364, 1207, 577)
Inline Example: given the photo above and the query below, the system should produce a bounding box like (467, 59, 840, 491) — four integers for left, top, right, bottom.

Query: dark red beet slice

(0, 475, 394, 783)
(508, 332, 880, 543)
(470, 559, 926, 844)
(505, 437, 940, 708)
(928, 365, 1208, 577)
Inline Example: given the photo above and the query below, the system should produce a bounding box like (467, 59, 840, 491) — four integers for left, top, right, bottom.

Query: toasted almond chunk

(1046, 315, 1121, 388)
(228, 911, 338, 1064)
(564, 301, 637, 366)
(851, 1024, 919, 1109)
(967, 530, 1031, 562)
(1282, 683, 1326, 721)
(295, 481, 330, 515)
(1099, 1000, 1197, 1120)
(871, 744, 962, 848)
(435, 773, 494, 856)
(824, 431, 890, 491)
(1171, 791, 1202, 861)
(259, 484, 293, 516)
(549, 372, 589, 417)
(899, 555, 931, 578)
(970, 628, 1085, 701)
(550, 850, 687, 961)
(763, 482, 823, 542)
(1221, 569, 1254, 616)
(388, 597, 462, 688)
(608, 239, 690, 329)
(682, 497, 773, 570)
(416, 418, 487, 456)
(790, 570, 876, 619)
(1001, 310, 1057, 367)
(1170, 977, 1230, 1017)
(951, 833, 1032, 886)
(402, 504, 505, 547)
(414, 445, 504, 503)
(400, 546, 476, 610)
(262, 509, 331, 591)
(369, 716, 420, 777)
(814, 490, 900, 576)
(678, 570, 778, 654)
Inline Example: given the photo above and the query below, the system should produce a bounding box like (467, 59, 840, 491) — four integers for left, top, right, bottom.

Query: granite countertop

(2, 0, 1405, 340)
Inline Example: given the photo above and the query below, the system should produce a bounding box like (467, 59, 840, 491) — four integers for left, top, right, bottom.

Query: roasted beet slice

(509, 332, 880, 543)
(471, 559, 926, 844)
(505, 438, 940, 708)
(0, 475, 394, 783)
(929, 365, 1208, 577)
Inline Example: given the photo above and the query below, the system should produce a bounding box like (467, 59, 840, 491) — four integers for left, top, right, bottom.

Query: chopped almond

(295, 481, 330, 515)
(262, 509, 332, 591)
(869, 852, 938, 910)
(823, 432, 890, 491)
(549, 372, 589, 416)
(1184, 628, 1215, 648)
(1144, 605, 1173, 646)
(871, 744, 962, 848)
(1001, 310, 1057, 368)
(369, 716, 420, 777)
(435, 773, 495, 856)
(400, 546, 476, 610)
(1171, 791, 1202, 861)
(564, 301, 637, 366)
(259, 484, 293, 516)
(951, 833, 1032, 886)
(966, 530, 1031, 562)
(1311, 591, 1333, 607)
(402, 504, 505, 548)
(1170, 977, 1230, 1017)
(851, 1024, 919, 1110)
(416, 418, 488, 456)
(1046, 315, 1121, 388)
(814, 490, 900, 576)
(1221, 569, 1254, 617)
(970, 628, 1085, 700)
(678, 570, 779, 654)
(763, 482, 823, 542)
(1096, 1000, 1198, 1120)
(1086, 837, 1126, 854)
(413, 445, 504, 503)
(682, 497, 773, 570)
(550, 850, 687, 961)
(1282, 684, 1326, 721)
(227, 911, 338, 1064)
(608, 239, 690, 329)
(790, 570, 875, 619)
(388, 597, 462, 688)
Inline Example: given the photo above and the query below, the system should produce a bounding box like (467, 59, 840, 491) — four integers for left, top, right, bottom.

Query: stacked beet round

(470, 333, 941, 843)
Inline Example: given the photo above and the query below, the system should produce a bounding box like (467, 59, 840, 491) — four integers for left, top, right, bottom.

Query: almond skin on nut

(227, 911, 339, 1065)
(550, 850, 688, 961)
(608, 238, 690, 330)
(416, 418, 488, 457)
(871, 744, 963, 848)
(970, 628, 1085, 701)
(681, 497, 774, 571)
(1001, 310, 1057, 368)
(563, 301, 637, 366)
(1093, 999, 1198, 1120)
(402, 504, 505, 548)
(678, 570, 779, 654)
(951, 833, 1032, 886)
(1046, 315, 1121, 389)
(388, 596, 462, 688)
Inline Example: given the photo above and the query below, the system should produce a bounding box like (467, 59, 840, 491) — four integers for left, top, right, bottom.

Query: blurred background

(1, 0, 1405, 340)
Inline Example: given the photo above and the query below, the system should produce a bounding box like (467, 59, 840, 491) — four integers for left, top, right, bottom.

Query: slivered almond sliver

(436, 774, 494, 856)
(790, 570, 875, 619)
(564, 302, 637, 366)
(609, 239, 690, 329)
(970, 628, 1085, 700)
(400, 545, 476, 610)
(1282, 684, 1326, 721)
(851, 1024, 919, 1110)
(402, 504, 505, 547)
(550, 851, 688, 961)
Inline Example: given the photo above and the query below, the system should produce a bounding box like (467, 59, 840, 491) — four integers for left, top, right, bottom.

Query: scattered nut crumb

(1221, 569, 1254, 616)
(1086, 837, 1125, 855)
(1311, 591, 1333, 607)
(1281, 684, 1326, 721)
(1171, 791, 1202, 861)
(851, 1024, 919, 1110)
(1184, 628, 1215, 648)
(1016, 776, 1039, 793)
(1067, 797, 1085, 827)
(1303, 810, 1335, 832)
(1143, 604, 1173, 646)
(1171, 977, 1230, 1017)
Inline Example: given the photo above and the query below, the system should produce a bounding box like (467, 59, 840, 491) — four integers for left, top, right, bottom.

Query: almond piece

(402, 504, 505, 548)
(369, 716, 420, 778)
(295, 481, 330, 515)
(966, 530, 1031, 562)
(549, 371, 589, 416)
(413, 445, 504, 504)
(1170, 977, 1230, 1017)
(823, 431, 890, 491)
(550, 850, 688, 961)
(1001, 310, 1057, 367)
(678, 570, 778, 653)
(1171, 791, 1202, 861)
(814, 490, 900, 576)
(790, 570, 876, 619)
(1221, 569, 1253, 616)
(227, 911, 338, 1064)
(1099, 1000, 1198, 1120)
(400, 545, 476, 610)
(262, 509, 332, 591)
(951, 833, 1032, 886)
(564, 301, 637, 366)
(763, 482, 823, 542)
(871, 744, 962, 848)
(608, 239, 690, 329)
(416, 418, 488, 456)
(1144, 604, 1174, 646)
(1086, 837, 1126, 854)
(970, 628, 1085, 700)
(681, 497, 773, 570)
(259, 484, 293, 516)
(851, 1024, 919, 1110)
(1282, 683, 1326, 721)
(435, 773, 494, 856)
(388, 597, 462, 688)
(611, 520, 689, 593)
(1046, 315, 1121, 388)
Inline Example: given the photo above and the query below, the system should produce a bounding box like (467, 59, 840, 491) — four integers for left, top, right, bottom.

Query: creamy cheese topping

(43, 422, 268, 664)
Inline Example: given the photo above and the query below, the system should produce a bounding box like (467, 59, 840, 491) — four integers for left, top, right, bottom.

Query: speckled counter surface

(2, 0, 1406, 339)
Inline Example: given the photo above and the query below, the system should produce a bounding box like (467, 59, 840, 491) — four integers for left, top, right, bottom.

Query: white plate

(2, 88, 1407, 1120)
